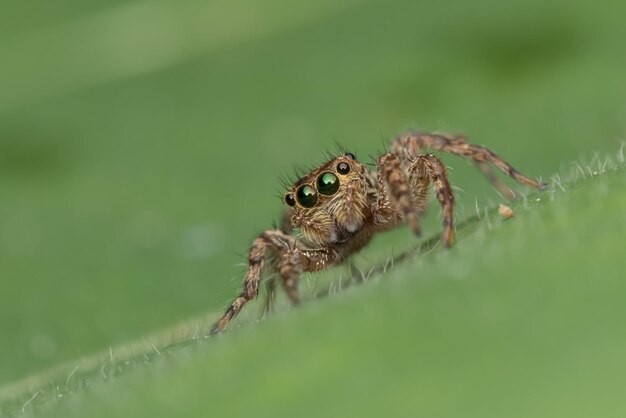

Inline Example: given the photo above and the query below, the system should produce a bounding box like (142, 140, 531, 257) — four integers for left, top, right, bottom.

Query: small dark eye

(337, 162, 351, 175)
(317, 172, 340, 195)
(344, 152, 356, 160)
(296, 185, 317, 208)
(285, 193, 296, 207)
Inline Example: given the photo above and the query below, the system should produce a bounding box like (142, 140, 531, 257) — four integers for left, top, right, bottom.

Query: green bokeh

(1, 0, 625, 393)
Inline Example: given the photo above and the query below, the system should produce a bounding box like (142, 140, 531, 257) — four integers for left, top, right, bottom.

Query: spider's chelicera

(210, 131, 546, 334)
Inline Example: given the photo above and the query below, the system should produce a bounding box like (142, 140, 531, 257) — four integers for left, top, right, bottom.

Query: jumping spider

(210, 131, 545, 334)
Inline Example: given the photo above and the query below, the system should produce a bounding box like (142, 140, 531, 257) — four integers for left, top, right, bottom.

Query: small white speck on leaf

(498, 204, 515, 219)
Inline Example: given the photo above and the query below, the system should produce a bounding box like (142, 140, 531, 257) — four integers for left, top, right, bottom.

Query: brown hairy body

(210, 131, 545, 334)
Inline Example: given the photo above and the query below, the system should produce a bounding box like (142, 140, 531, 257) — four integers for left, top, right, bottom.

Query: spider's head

(284, 152, 370, 246)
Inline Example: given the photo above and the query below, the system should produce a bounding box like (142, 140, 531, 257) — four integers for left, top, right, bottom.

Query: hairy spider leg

(413, 154, 454, 247)
(376, 153, 422, 236)
(391, 132, 547, 193)
(210, 230, 338, 334)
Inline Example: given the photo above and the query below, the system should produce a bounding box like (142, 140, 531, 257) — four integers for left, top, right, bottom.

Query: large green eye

(317, 172, 340, 195)
(296, 185, 317, 208)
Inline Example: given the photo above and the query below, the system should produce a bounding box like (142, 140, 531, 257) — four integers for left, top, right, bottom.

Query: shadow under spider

(311, 213, 483, 300)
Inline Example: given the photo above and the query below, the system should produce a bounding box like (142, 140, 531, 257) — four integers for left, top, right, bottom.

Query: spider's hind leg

(392, 132, 547, 196)
(474, 161, 516, 200)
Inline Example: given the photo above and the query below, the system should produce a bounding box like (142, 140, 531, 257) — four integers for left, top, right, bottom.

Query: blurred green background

(1, 0, 625, 394)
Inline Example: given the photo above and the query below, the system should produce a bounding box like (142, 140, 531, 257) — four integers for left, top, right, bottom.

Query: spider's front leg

(210, 230, 338, 335)
(259, 206, 296, 318)
(277, 246, 340, 304)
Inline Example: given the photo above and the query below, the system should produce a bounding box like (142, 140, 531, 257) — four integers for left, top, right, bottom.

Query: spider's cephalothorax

(284, 152, 374, 246)
(210, 131, 546, 334)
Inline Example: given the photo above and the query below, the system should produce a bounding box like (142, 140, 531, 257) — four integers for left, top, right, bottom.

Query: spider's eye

(317, 172, 340, 195)
(344, 152, 356, 160)
(337, 161, 351, 175)
(296, 185, 317, 208)
(285, 193, 296, 207)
